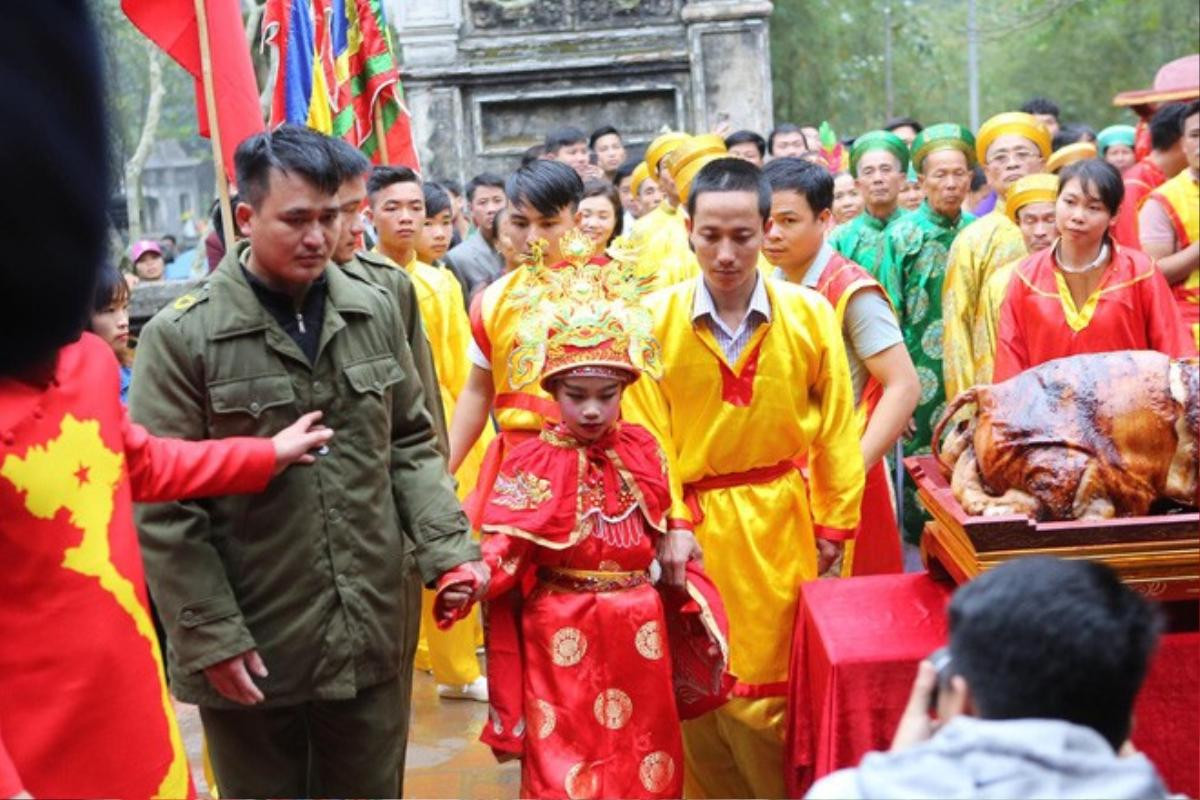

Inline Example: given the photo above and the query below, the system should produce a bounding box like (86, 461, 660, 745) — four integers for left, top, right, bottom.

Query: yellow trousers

(682, 696, 788, 799)
(414, 587, 482, 685)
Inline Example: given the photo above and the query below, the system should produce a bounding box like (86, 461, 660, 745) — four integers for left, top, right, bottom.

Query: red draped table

(784, 573, 1199, 798)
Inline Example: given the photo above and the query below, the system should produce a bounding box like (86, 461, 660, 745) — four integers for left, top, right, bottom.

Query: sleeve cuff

(667, 517, 694, 532)
(814, 524, 857, 542)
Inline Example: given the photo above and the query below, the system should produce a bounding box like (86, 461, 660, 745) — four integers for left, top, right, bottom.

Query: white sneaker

(437, 676, 489, 702)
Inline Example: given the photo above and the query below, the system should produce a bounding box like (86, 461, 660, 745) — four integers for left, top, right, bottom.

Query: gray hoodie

(805, 716, 1172, 800)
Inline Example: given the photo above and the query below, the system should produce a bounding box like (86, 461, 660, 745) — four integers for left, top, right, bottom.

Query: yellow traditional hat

(1004, 173, 1059, 224)
(667, 134, 727, 177)
(645, 131, 690, 176)
(975, 112, 1052, 163)
(676, 152, 727, 205)
(630, 161, 651, 196)
(505, 229, 662, 390)
(1045, 141, 1098, 174)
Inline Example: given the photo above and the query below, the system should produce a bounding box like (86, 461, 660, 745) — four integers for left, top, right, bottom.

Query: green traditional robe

(880, 201, 975, 544)
(828, 207, 907, 279)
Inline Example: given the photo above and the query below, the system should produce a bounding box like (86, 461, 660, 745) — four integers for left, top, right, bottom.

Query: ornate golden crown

(507, 229, 662, 390)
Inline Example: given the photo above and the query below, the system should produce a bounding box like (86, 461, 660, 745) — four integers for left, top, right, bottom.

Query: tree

(124, 42, 165, 244)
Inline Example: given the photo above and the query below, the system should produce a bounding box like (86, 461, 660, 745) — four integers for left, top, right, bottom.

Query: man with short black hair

(589, 124, 627, 180)
(132, 126, 483, 797)
(443, 173, 507, 303)
(624, 157, 864, 799)
(768, 122, 810, 159)
(1113, 101, 1192, 248)
(1020, 96, 1061, 138)
(544, 125, 598, 179)
(807, 557, 1170, 799)
(726, 129, 767, 166)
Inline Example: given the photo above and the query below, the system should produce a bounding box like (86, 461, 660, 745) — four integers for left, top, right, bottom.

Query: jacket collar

(208, 241, 375, 342)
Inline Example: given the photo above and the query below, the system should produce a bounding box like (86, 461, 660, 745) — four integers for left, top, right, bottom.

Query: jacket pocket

(208, 373, 295, 419)
(178, 594, 241, 629)
(343, 355, 405, 397)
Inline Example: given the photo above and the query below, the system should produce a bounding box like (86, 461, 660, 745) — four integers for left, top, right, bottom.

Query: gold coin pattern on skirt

(634, 620, 663, 660)
(593, 688, 633, 730)
(565, 761, 601, 800)
(550, 626, 587, 667)
(533, 698, 556, 739)
(639, 751, 676, 793)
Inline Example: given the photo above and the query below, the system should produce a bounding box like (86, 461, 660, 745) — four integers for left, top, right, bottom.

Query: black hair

(884, 115, 924, 134)
(969, 165, 988, 192)
(326, 135, 371, 182)
(685, 157, 771, 220)
(1058, 158, 1124, 216)
(234, 124, 342, 210)
(505, 159, 583, 216)
(1150, 101, 1191, 151)
(588, 125, 621, 150)
(1, 2, 110, 376)
(948, 557, 1159, 750)
(1052, 123, 1097, 151)
(491, 206, 506, 242)
(161, 234, 177, 245)
(581, 179, 624, 242)
(544, 126, 587, 155)
(91, 264, 130, 314)
(613, 158, 640, 186)
(767, 123, 804, 155)
(466, 172, 505, 202)
(762, 157, 834, 215)
(423, 182, 452, 218)
(521, 144, 545, 167)
(1020, 96, 1060, 119)
(438, 178, 463, 198)
(366, 164, 420, 198)
(725, 129, 767, 158)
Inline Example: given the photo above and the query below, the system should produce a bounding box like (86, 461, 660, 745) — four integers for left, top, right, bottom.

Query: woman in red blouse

(994, 159, 1192, 382)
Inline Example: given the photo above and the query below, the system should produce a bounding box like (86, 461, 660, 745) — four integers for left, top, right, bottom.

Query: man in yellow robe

(942, 112, 1050, 399)
(366, 166, 491, 700)
(972, 173, 1059, 384)
(623, 157, 864, 799)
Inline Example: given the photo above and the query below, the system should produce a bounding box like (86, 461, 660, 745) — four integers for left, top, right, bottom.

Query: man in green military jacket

(131, 125, 484, 798)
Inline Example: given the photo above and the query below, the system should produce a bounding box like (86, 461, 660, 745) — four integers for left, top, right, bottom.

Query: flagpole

(193, 0, 237, 252)
(374, 104, 391, 166)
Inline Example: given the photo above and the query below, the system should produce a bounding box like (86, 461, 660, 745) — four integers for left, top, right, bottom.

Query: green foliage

(771, 0, 1200, 138)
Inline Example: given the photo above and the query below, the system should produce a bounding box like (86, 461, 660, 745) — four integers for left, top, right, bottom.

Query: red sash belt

(682, 458, 800, 525)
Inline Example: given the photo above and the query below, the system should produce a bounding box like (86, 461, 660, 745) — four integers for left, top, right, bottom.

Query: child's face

(417, 209, 454, 263)
(554, 375, 624, 443)
(92, 299, 130, 351)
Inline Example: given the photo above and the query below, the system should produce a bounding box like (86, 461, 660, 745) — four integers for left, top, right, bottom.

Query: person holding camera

(806, 557, 1173, 799)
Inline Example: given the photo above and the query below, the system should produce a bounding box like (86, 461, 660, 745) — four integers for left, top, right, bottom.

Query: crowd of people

(2, 5, 1196, 800)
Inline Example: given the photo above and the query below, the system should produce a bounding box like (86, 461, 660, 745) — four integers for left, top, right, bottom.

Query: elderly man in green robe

(880, 124, 977, 548)
(829, 130, 911, 276)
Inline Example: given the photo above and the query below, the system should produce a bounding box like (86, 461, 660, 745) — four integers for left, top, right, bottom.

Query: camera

(927, 646, 953, 713)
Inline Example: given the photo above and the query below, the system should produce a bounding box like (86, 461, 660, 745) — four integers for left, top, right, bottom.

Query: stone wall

(390, 0, 773, 183)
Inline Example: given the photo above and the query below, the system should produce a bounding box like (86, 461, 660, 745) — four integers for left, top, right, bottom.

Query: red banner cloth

(785, 572, 1199, 798)
(123, 0, 265, 180)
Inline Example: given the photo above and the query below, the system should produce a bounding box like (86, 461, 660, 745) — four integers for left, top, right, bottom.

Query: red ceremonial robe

(0, 333, 276, 799)
(811, 252, 902, 576)
(993, 246, 1192, 382)
(452, 421, 686, 798)
(1112, 158, 1168, 249)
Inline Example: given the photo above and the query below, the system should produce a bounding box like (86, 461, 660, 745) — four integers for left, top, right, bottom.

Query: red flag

(122, 0, 264, 180)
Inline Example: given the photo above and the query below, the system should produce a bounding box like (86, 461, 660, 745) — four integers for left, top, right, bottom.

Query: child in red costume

(436, 234, 732, 799)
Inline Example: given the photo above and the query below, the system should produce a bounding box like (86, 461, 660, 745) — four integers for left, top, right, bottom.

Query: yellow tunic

(378, 250, 489, 685)
(972, 258, 1020, 386)
(622, 279, 864, 689)
(630, 202, 701, 291)
(941, 200, 1028, 399)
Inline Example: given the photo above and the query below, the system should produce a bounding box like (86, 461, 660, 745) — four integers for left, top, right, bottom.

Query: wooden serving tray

(905, 455, 1200, 602)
